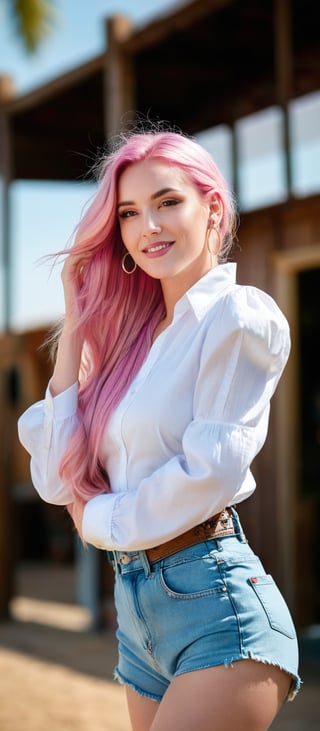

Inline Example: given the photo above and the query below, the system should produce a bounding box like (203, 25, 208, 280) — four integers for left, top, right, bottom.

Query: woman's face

(118, 159, 218, 291)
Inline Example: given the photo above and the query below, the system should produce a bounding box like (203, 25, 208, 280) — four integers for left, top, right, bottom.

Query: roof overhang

(2, 0, 319, 181)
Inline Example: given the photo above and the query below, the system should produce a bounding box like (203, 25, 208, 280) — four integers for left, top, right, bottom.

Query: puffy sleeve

(17, 381, 79, 505)
(82, 286, 291, 551)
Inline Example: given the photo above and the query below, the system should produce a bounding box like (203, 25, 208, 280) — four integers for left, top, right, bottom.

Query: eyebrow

(117, 187, 181, 209)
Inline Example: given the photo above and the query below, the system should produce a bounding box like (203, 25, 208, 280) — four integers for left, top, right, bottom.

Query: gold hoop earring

(122, 252, 137, 274)
(207, 223, 221, 263)
(212, 225, 221, 256)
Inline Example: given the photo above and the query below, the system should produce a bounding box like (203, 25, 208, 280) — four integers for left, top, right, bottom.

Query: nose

(142, 210, 162, 236)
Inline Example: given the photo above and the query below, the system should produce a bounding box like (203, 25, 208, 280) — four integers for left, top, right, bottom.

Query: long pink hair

(56, 130, 237, 524)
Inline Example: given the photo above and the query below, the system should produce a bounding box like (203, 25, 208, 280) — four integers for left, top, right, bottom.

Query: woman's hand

(50, 250, 89, 396)
(61, 250, 88, 324)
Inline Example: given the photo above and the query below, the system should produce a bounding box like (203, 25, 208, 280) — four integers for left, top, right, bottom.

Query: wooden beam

(104, 15, 136, 138)
(12, 130, 101, 181)
(4, 54, 106, 116)
(124, 0, 235, 53)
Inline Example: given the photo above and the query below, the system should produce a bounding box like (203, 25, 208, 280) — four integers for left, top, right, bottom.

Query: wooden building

(0, 0, 319, 627)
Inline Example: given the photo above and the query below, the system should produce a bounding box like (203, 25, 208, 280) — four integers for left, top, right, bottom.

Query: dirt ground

(0, 563, 319, 731)
(0, 621, 130, 731)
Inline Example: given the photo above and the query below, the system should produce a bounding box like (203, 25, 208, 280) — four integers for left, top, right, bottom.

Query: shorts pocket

(160, 556, 226, 599)
(248, 575, 296, 639)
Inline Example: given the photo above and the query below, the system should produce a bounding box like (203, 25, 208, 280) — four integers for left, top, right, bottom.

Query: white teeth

(147, 243, 170, 253)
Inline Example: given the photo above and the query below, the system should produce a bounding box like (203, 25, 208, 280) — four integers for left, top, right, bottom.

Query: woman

(18, 129, 300, 731)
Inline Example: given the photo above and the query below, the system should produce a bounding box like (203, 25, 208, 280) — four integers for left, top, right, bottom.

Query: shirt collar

(174, 263, 237, 322)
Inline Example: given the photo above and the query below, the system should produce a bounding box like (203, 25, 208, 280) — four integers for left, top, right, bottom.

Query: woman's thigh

(149, 660, 291, 731)
(126, 660, 291, 731)
(126, 687, 159, 731)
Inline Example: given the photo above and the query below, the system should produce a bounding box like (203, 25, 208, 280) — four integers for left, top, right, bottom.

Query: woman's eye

(119, 210, 136, 219)
(161, 199, 179, 207)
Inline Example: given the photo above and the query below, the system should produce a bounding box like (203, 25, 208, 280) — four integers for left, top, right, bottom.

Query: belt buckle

(219, 508, 231, 525)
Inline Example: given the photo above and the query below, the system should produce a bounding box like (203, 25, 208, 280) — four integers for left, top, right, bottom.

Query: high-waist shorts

(110, 508, 301, 702)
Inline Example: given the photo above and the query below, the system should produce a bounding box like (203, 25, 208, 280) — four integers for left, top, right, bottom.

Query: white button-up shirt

(18, 263, 290, 551)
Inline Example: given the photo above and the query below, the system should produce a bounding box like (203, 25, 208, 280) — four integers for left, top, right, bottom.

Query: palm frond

(10, 0, 57, 53)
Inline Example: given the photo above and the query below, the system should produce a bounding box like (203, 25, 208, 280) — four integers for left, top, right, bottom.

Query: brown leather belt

(145, 507, 235, 563)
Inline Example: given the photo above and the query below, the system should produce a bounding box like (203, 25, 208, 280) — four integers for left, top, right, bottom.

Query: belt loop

(231, 506, 246, 543)
(140, 551, 152, 577)
(107, 550, 120, 574)
(106, 550, 114, 566)
(214, 537, 223, 552)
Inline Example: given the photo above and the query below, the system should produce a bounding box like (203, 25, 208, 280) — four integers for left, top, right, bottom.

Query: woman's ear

(208, 196, 222, 226)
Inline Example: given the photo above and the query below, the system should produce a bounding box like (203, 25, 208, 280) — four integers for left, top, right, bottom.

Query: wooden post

(0, 75, 14, 329)
(272, 0, 296, 610)
(273, 0, 294, 195)
(104, 15, 135, 138)
(0, 75, 15, 619)
(0, 336, 17, 618)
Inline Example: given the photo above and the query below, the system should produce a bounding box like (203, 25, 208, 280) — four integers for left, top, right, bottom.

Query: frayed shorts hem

(226, 653, 300, 701)
(113, 667, 162, 703)
(114, 656, 301, 704)
(175, 654, 301, 702)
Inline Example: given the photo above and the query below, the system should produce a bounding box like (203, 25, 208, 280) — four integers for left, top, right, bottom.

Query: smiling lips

(143, 241, 174, 257)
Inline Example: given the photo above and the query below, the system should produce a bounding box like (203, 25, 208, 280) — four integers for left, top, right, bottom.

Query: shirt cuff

(45, 380, 79, 420)
(82, 494, 115, 549)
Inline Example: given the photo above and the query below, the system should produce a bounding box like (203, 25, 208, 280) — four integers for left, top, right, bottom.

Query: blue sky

(0, 0, 182, 331)
(0, 0, 182, 92)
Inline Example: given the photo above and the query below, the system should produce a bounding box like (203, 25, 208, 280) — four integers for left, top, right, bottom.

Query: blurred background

(0, 1, 319, 729)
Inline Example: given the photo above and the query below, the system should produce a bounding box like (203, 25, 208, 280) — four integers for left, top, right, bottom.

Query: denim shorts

(110, 508, 301, 702)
